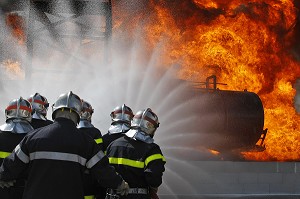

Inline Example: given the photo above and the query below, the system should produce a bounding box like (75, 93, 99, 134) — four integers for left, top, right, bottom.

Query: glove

(149, 187, 159, 199)
(0, 180, 15, 188)
(116, 180, 129, 196)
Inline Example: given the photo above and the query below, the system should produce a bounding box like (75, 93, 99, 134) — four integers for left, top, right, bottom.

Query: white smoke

(0, 2, 224, 161)
(0, 5, 195, 147)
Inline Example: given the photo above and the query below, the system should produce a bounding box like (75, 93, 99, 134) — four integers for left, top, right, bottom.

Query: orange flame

(113, 0, 300, 161)
(1, 59, 25, 80)
(5, 12, 26, 45)
(209, 149, 220, 156)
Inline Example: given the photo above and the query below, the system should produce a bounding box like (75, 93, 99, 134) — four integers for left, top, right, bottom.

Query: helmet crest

(110, 104, 133, 124)
(5, 97, 32, 122)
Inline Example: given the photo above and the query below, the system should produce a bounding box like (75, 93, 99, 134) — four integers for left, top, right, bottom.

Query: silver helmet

(27, 93, 49, 117)
(81, 100, 94, 121)
(52, 91, 82, 122)
(131, 108, 159, 137)
(5, 97, 32, 122)
(110, 104, 133, 124)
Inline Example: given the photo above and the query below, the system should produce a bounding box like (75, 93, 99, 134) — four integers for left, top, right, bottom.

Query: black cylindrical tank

(193, 89, 264, 151)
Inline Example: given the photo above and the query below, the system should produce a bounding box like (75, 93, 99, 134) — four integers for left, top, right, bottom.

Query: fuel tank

(170, 75, 266, 155)
(193, 88, 264, 151)
(191, 75, 265, 153)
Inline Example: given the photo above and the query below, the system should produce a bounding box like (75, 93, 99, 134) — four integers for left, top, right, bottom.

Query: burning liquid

(1, 0, 300, 161)
(112, 0, 300, 161)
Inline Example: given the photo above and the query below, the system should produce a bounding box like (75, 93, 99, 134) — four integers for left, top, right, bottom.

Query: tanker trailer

(191, 75, 266, 153)
(165, 75, 267, 160)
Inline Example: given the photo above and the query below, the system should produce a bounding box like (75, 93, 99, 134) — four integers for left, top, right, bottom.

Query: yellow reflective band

(145, 154, 166, 166)
(109, 157, 145, 168)
(84, 195, 95, 199)
(95, 138, 103, 144)
(0, 151, 11, 159)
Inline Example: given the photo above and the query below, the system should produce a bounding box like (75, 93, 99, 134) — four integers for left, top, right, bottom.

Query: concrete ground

(159, 161, 300, 198)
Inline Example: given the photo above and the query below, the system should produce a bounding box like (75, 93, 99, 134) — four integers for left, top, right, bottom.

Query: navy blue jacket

(0, 118, 123, 199)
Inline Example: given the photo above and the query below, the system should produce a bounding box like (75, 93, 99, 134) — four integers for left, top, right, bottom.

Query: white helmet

(110, 104, 133, 124)
(52, 91, 82, 122)
(81, 100, 94, 121)
(27, 93, 49, 117)
(131, 108, 159, 137)
(5, 97, 32, 122)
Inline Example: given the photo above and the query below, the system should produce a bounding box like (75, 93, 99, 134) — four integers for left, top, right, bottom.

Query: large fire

(113, 0, 300, 161)
(3, 0, 300, 161)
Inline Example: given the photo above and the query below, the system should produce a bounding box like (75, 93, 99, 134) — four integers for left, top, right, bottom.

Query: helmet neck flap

(125, 128, 154, 144)
(108, 122, 131, 134)
(54, 110, 78, 125)
(0, 119, 34, 134)
(78, 119, 94, 128)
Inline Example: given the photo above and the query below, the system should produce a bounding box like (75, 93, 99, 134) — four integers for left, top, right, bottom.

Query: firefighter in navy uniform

(106, 108, 166, 199)
(0, 91, 129, 199)
(95, 104, 133, 199)
(0, 97, 34, 199)
(27, 93, 53, 129)
(102, 104, 134, 151)
(78, 100, 103, 148)
(77, 99, 104, 199)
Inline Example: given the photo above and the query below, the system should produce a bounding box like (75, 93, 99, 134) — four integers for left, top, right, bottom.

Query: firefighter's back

(22, 118, 96, 199)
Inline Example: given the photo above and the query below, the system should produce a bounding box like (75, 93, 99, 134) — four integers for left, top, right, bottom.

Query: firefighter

(105, 108, 166, 199)
(77, 99, 104, 199)
(27, 93, 53, 129)
(78, 99, 103, 148)
(0, 91, 129, 199)
(102, 104, 134, 151)
(96, 104, 133, 199)
(0, 97, 34, 199)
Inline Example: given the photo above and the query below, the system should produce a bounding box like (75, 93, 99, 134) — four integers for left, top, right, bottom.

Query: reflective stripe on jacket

(108, 153, 166, 168)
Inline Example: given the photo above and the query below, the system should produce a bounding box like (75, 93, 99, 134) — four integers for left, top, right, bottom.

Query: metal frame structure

(25, 0, 112, 79)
